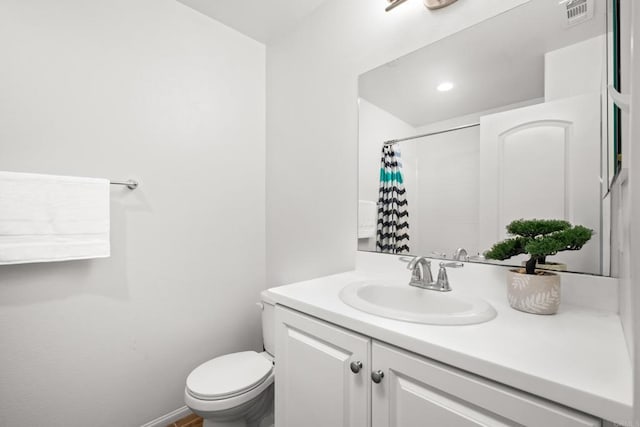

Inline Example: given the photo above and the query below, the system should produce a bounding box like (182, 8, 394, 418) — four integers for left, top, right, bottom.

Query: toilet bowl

(184, 291, 276, 427)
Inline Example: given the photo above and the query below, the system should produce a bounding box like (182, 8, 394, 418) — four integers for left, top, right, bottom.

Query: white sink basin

(339, 281, 497, 325)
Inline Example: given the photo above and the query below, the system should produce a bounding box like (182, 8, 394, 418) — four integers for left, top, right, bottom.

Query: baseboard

(140, 406, 192, 427)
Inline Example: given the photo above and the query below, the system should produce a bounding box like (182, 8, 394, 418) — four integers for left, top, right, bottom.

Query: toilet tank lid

(260, 290, 276, 306)
(186, 351, 273, 400)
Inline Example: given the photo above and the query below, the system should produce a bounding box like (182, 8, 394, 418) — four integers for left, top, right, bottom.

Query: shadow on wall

(0, 186, 152, 307)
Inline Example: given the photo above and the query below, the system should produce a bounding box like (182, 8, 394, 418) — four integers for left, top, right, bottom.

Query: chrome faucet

(452, 248, 468, 261)
(407, 256, 434, 288)
(406, 256, 463, 292)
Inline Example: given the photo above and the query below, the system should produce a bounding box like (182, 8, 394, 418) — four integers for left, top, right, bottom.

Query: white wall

(357, 98, 417, 252)
(545, 35, 607, 101)
(415, 125, 480, 257)
(0, 1, 265, 426)
(266, 0, 530, 286)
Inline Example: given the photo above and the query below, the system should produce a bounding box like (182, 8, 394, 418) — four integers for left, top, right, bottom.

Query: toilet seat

(185, 351, 274, 412)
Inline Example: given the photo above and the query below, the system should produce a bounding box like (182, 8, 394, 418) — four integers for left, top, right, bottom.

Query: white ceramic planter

(506, 269, 561, 315)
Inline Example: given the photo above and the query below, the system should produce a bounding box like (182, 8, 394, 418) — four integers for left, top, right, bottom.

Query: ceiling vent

(562, 0, 594, 27)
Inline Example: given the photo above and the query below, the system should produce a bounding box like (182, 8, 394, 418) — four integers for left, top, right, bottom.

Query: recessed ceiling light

(437, 82, 454, 92)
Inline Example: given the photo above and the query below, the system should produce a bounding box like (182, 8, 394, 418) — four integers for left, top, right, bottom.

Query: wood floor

(168, 413, 203, 427)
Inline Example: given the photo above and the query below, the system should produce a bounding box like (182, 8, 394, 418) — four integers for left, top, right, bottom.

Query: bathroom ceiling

(176, 0, 328, 43)
(359, 0, 606, 127)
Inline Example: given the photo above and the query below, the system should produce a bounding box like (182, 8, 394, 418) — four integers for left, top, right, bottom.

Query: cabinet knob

(350, 361, 363, 374)
(371, 370, 385, 384)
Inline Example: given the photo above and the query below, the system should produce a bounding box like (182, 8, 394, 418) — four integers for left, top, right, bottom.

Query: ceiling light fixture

(437, 82, 454, 92)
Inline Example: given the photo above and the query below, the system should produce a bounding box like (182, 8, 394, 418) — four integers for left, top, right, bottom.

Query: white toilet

(184, 291, 276, 427)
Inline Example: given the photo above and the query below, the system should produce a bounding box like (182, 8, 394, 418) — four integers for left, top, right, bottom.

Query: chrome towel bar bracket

(110, 179, 138, 190)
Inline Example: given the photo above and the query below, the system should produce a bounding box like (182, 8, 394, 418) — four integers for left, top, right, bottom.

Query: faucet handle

(435, 262, 463, 292)
(440, 261, 464, 268)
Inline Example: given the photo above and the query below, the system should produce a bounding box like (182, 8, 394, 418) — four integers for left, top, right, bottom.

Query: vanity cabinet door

(275, 306, 370, 427)
(371, 341, 600, 427)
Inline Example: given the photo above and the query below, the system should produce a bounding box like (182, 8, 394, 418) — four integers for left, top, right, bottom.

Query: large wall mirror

(358, 0, 615, 276)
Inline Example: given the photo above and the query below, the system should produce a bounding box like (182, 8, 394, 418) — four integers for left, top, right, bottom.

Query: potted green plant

(484, 219, 593, 315)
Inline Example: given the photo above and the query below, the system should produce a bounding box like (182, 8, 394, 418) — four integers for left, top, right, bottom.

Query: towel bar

(110, 179, 138, 190)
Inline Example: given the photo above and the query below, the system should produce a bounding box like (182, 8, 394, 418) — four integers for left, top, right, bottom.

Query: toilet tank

(260, 291, 276, 356)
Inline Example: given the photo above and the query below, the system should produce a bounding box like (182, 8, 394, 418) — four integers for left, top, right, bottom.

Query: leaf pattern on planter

(507, 270, 561, 315)
(508, 286, 560, 314)
(510, 274, 530, 290)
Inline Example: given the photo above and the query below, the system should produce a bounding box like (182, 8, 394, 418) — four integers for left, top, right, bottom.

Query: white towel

(358, 200, 377, 239)
(0, 171, 110, 264)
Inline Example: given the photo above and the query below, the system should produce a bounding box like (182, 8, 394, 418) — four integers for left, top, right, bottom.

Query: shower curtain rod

(383, 122, 480, 146)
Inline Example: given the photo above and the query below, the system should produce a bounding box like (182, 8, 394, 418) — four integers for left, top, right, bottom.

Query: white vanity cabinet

(275, 305, 371, 427)
(372, 342, 600, 427)
(275, 306, 602, 427)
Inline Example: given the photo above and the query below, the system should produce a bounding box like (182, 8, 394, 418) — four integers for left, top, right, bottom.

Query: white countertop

(266, 255, 632, 425)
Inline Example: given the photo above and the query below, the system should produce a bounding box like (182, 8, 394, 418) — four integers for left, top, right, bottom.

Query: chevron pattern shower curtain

(376, 145, 409, 254)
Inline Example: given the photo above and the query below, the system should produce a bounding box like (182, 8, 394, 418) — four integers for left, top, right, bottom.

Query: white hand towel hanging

(0, 171, 110, 264)
(358, 200, 377, 238)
